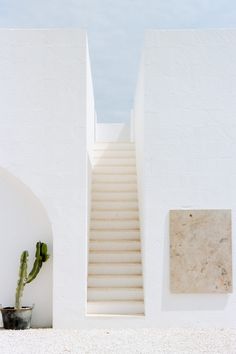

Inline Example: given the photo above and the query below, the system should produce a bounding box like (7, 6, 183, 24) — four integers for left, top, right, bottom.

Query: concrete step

(90, 230, 140, 240)
(88, 275, 143, 288)
(89, 251, 141, 263)
(87, 287, 143, 301)
(93, 150, 135, 158)
(94, 158, 135, 166)
(87, 142, 144, 316)
(89, 240, 141, 251)
(92, 183, 137, 192)
(87, 301, 144, 315)
(92, 192, 138, 201)
(91, 201, 139, 211)
(91, 210, 139, 220)
(90, 219, 140, 230)
(92, 174, 137, 184)
(88, 263, 142, 275)
(94, 143, 134, 151)
(93, 166, 136, 175)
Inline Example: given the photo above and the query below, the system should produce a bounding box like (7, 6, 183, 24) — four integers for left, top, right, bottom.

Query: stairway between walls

(87, 142, 144, 316)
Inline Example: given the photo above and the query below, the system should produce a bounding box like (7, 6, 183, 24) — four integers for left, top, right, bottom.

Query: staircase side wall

(0, 29, 93, 328)
(134, 29, 236, 327)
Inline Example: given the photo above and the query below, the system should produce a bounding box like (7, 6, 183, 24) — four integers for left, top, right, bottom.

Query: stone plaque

(170, 210, 232, 293)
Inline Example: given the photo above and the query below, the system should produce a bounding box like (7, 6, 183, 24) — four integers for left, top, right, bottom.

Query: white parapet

(134, 29, 236, 327)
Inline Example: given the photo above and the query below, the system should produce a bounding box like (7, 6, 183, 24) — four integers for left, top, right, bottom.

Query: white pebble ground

(0, 328, 236, 354)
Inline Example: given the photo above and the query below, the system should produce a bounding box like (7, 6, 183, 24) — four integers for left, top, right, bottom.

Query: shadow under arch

(0, 167, 53, 328)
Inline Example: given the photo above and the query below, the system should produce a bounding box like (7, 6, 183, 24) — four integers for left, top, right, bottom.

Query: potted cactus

(0, 241, 49, 330)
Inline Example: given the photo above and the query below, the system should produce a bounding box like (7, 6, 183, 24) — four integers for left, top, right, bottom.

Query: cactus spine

(15, 242, 50, 309)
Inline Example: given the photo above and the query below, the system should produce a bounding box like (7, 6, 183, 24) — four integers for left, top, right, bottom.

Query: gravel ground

(0, 328, 236, 354)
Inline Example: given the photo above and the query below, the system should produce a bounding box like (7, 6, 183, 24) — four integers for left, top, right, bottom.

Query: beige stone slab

(170, 209, 232, 293)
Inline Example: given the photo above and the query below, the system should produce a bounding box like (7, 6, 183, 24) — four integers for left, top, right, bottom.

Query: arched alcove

(0, 167, 52, 328)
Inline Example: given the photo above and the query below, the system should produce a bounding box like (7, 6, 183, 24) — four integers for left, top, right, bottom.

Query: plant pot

(0, 306, 33, 330)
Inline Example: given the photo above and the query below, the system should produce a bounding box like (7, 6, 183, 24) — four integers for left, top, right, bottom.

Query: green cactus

(15, 242, 50, 309)
(15, 251, 28, 309)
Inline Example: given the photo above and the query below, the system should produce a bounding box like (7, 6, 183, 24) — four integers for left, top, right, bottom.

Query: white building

(0, 28, 236, 329)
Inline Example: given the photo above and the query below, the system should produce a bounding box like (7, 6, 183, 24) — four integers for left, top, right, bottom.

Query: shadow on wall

(0, 167, 53, 328)
(161, 213, 229, 311)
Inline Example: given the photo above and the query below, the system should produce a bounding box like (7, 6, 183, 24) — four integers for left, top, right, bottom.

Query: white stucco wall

(96, 123, 130, 142)
(134, 29, 236, 327)
(0, 168, 52, 328)
(0, 29, 95, 328)
(2, 27, 236, 330)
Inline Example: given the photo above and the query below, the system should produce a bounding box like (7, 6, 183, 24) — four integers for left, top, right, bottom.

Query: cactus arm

(26, 242, 49, 284)
(41, 243, 50, 262)
(26, 242, 42, 284)
(15, 251, 28, 309)
(26, 259, 42, 284)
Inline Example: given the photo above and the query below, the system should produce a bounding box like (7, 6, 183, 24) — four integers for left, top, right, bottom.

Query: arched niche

(0, 167, 52, 328)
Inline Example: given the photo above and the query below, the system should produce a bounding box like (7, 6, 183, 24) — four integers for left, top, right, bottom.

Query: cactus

(15, 242, 50, 309)
(15, 251, 28, 309)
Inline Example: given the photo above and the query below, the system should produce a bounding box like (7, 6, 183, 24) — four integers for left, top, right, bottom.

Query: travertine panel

(170, 210, 232, 293)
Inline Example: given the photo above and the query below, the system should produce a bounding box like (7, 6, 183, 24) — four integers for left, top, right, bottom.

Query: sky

(0, 0, 236, 122)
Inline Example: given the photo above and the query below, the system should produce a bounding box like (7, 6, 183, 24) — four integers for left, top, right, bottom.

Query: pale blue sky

(0, 0, 236, 122)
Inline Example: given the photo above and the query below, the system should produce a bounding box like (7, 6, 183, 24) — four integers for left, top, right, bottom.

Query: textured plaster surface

(0, 29, 94, 328)
(170, 209, 232, 293)
(134, 29, 236, 327)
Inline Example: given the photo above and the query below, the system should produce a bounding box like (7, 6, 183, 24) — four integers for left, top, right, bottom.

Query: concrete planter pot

(1, 306, 33, 330)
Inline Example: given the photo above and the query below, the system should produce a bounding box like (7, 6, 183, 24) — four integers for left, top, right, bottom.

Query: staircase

(87, 142, 144, 316)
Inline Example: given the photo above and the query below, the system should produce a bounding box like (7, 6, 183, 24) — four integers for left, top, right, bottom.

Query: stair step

(90, 240, 141, 251)
(91, 210, 139, 220)
(93, 174, 137, 183)
(92, 183, 137, 192)
(88, 263, 142, 275)
(90, 230, 140, 240)
(91, 201, 139, 211)
(92, 192, 137, 201)
(91, 219, 140, 230)
(89, 251, 141, 263)
(94, 150, 135, 158)
(87, 301, 144, 315)
(94, 158, 135, 166)
(88, 275, 143, 288)
(87, 288, 143, 301)
(93, 166, 136, 174)
(94, 143, 134, 151)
